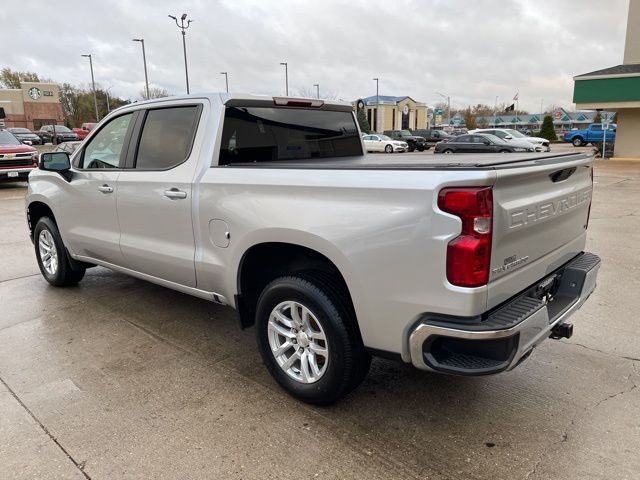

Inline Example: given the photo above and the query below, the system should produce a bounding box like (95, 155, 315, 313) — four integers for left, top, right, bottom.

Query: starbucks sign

(28, 87, 42, 100)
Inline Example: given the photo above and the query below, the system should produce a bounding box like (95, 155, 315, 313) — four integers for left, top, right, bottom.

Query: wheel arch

(234, 240, 363, 337)
(26, 200, 56, 240)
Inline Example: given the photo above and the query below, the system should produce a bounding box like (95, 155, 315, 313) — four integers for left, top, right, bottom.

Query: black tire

(385, 145, 394, 153)
(255, 275, 370, 405)
(572, 137, 584, 147)
(443, 149, 454, 154)
(499, 149, 510, 153)
(417, 146, 425, 152)
(34, 217, 85, 286)
(408, 146, 415, 152)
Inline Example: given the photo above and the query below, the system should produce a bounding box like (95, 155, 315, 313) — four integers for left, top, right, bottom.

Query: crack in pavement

(0, 375, 92, 480)
(0, 273, 40, 284)
(524, 362, 638, 479)
(568, 341, 640, 363)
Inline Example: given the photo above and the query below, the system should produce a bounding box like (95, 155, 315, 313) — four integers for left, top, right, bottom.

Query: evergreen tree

(357, 108, 370, 134)
(538, 115, 557, 142)
(593, 111, 602, 124)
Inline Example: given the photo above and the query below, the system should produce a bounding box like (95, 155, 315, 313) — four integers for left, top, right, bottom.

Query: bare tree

(140, 87, 171, 100)
(295, 87, 339, 100)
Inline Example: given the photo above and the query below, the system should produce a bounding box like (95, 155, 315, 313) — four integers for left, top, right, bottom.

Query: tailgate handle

(550, 167, 576, 183)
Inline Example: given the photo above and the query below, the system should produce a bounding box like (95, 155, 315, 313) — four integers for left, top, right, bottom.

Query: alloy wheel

(38, 229, 58, 275)
(267, 300, 329, 384)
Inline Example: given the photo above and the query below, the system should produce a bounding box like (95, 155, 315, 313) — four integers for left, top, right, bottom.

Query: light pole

(436, 91, 450, 129)
(280, 62, 288, 96)
(132, 38, 150, 100)
(105, 85, 113, 113)
(220, 72, 229, 93)
(169, 13, 193, 94)
(494, 95, 498, 127)
(313, 83, 319, 99)
(81, 54, 99, 121)
(373, 78, 379, 132)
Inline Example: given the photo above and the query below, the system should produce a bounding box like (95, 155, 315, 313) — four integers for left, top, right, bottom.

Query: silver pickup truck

(26, 94, 600, 404)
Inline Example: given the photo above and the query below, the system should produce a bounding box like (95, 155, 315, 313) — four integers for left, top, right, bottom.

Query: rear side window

(135, 106, 200, 170)
(219, 107, 362, 165)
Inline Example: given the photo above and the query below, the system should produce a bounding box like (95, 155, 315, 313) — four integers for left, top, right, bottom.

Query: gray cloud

(0, 0, 629, 111)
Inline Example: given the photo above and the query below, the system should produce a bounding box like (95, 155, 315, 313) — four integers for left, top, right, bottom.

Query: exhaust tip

(550, 323, 573, 340)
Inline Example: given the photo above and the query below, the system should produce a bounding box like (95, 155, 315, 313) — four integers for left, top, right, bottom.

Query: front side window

(135, 106, 200, 170)
(81, 113, 133, 169)
(219, 107, 361, 165)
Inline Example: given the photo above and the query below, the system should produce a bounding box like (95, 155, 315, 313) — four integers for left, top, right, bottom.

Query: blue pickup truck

(564, 123, 616, 147)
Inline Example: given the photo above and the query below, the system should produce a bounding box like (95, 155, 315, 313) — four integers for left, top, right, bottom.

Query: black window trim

(126, 103, 203, 171)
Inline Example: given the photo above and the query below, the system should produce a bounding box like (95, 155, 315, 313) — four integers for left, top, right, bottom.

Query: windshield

(0, 131, 22, 145)
(9, 128, 32, 134)
(53, 126, 72, 132)
(505, 129, 526, 138)
(400, 130, 412, 136)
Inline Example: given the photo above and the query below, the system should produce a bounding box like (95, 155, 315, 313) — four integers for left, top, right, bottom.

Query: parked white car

(471, 128, 551, 152)
(363, 134, 408, 153)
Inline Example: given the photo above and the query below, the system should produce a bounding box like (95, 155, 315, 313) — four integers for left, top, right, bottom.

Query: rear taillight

(438, 187, 493, 287)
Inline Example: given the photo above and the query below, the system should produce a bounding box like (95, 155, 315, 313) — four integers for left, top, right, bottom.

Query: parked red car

(0, 130, 38, 181)
(72, 122, 96, 139)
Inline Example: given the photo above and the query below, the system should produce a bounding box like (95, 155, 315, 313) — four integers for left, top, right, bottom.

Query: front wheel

(443, 149, 454, 154)
(499, 149, 510, 153)
(255, 275, 370, 405)
(34, 217, 85, 286)
(385, 144, 393, 153)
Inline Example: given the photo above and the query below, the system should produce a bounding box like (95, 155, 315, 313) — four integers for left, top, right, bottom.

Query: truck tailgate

(487, 155, 593, 309)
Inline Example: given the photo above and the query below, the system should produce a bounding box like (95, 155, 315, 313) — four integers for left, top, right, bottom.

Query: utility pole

(436, 92, 450, 130)
(169, 13, 193, 94)
(373, 78, 379, 132)
(132, 38, 150, 99)
(81, 54, 99, 121)
(313, 83, 319, 99)
(494, 96, 498, 127)
(220, 72, 229, 93)
(280, 62, 288, 95)
(105, 86, 113, 113)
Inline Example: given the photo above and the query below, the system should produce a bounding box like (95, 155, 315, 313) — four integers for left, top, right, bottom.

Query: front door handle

(164, 188, 187, 200)
(98, 184, 114, 194)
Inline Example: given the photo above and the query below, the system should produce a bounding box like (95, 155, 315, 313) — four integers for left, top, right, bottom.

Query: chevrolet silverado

(26, 93, 600, 404)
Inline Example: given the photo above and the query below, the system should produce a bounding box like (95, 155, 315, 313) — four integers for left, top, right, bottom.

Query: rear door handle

(98, 184, 114, 194)
(164, 188, 187, 199)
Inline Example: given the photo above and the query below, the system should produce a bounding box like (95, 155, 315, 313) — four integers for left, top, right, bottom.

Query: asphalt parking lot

(1, 149, 638, 479)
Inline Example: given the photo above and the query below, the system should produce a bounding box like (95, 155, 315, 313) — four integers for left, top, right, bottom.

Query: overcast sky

(0, 0, 630, 112)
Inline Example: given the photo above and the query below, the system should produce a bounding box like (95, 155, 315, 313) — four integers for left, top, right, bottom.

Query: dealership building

(355, 95, 429, 133)
(0, 82, 64, 130)
(572, 0, 640, 159)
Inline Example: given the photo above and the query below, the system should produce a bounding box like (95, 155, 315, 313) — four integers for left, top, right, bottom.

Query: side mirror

(483, 141, 491, 145)
(504, 135, 512, 140)
(39, 152, 72, 181)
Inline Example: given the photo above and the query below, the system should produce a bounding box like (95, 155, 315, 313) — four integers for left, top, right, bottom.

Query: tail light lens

(438, 187, 493, 287)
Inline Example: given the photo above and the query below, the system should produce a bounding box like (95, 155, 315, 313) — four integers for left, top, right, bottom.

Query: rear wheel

(572, 137, 584, 147)
(385, 144, 393, 153)
(443, 149, 454, 154)
(255, 275, 370, 405)
(499, 149, 510, 153)
(34, 217, 85, 286)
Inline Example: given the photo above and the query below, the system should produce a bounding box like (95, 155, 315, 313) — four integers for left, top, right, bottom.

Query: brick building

(0, 82, 64, 130)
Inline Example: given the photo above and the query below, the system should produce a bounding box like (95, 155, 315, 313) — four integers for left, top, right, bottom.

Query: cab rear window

(218, 107, 362, 165)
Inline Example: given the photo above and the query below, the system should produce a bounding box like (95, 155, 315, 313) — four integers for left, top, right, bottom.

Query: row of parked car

(362, 128, 551, 154)
(4, 123, 96, 145)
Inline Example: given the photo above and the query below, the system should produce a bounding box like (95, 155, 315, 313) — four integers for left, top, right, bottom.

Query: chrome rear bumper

(409, 252, 601, 375)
